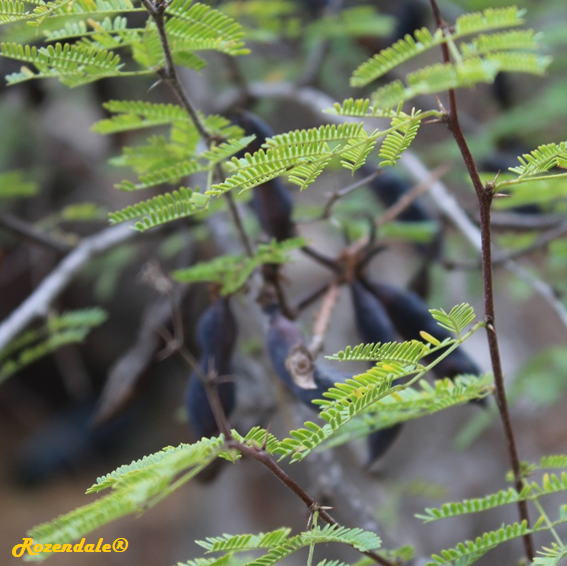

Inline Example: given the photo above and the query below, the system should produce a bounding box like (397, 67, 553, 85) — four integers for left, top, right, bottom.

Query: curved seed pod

(266, 310, 305, 390)
(185, 298, 238, 441)
(360, 165, 434, 223)
(351, 279, 397, 344)
(232, 110, 295, 241)
(252, 179, 296, 241)
(266, 309, 345, 410)
(362, 279, 483, 381)
(351, 279, 403, 463)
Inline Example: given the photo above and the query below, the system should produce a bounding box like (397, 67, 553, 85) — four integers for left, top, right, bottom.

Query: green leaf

(108, 187, 211, 231)
(165, 0, 248, 56)
(172, 238, 306, 294)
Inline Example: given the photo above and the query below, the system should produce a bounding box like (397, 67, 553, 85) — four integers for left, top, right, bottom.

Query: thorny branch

(197, 372, 395, 566)
(429, 0, 533, 559)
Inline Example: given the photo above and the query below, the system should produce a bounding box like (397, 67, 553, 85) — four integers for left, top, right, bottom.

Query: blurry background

(1, 0, 567, 564)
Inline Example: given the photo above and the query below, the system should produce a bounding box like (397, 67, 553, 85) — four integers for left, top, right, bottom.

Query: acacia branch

(429, 0, 533, 559)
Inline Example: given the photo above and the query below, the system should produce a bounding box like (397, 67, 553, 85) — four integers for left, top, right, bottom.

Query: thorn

(261, 425, 271, 452)
(493, 193, 511, 199)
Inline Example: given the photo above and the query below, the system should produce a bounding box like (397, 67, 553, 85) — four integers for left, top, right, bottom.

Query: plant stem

(428, 0, 534, 560)
(140, 0, 254, 257)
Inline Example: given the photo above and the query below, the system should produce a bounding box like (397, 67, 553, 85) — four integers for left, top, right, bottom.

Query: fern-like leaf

(197, 528, 292, 553)
(109, 187, 210, 231)
(328, 339, 432, 363)
(351, 27, 443, 87)
(0, 308, 107, 382)
(429, 303, 476, 339)
(427, 521, 530, 565)
(378, 110, 422, 166)
(172, 238, 306, 295)
(453, 7, 525, 39)
(1, 41, 131, 86)
(115, 159, 201, 191)
(27, 437, 228, 558)
(460, 29, 542, 58)
(509, 142, 567, 177)
(165, 0, 248, 56)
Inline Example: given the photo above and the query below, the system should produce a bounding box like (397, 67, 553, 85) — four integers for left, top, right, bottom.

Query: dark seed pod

(252, 179, 296, 241)
(232, 110, 295, 241)
(390, 0, 429, 43)
(185, 298, 238, 441)
(266, 309, 344, 410)
(351, 279, 397, 344)
(351, 279, 403, 463)
(362, 279, 483, 381)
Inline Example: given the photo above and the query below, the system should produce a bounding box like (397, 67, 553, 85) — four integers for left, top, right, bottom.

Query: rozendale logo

(12, 537, 128, 557)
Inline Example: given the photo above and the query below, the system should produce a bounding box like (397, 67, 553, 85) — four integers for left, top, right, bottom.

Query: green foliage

(27, 436, 230, 559)
(0, 41, 134, 86)
(429, 303, 477, 339)
(351, 27, 443, 88)
(427, 521, 531, 566)
(108, 186, 210, 231)
(164, 0, 249, 56)
(508, 141, 567, 178)
(323, 375, 494, 450)
(378, 109, 422, 167)
(197, 524, 381, 566)
(172, 238, 306, 295)
(0, 308, 107, 383)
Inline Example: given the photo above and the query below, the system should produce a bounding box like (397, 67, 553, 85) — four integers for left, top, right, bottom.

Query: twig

(347, 164, 447, 256)
(0, 224, 137, 353)
(316, 167, 382, 221)
(489, 211, 566, 231)
(92, 296, 172, 426)
(308, 282, 339, 357)
(301, 245, 340, 272)
(445, 217, 567, 269)
(429, 0, 533, 559)
(294, 282, 332, 313)
(0, 211, 74, 254)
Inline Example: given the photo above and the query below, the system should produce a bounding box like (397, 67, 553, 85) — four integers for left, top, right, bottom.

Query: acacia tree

(2, 0, 567, 564)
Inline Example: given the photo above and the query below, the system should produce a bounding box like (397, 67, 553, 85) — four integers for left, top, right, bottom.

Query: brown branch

(308, 282, 339, 357)
(294, 282, 332, 313)
(0, 211, 74, 254)
(428, 0, 534, 560)
(316, 167, 382, 221)
(140, 0, 254, 258)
